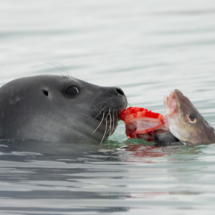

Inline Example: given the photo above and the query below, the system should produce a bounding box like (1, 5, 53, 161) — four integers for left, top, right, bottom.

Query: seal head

(0, 75, 127, 143)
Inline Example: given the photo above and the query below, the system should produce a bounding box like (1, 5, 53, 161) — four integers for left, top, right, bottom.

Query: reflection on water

(0, 140, 214, 214)
(1, 0, 215, 214)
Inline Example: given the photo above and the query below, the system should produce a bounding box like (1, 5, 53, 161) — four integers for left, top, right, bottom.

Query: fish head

(164, 89, 214, 145)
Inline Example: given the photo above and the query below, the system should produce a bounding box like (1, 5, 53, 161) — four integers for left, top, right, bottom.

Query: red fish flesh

(120, 107, 168, 141)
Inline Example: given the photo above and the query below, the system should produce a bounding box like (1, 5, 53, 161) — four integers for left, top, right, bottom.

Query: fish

(119, 107, 168, 141)
(164, 89, 215, 145)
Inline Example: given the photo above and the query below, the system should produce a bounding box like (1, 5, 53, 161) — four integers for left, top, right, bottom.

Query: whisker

(94, 107, 104, 119)
(92, 111, 105, 134)
(111, 110, 115, 134)
(112, 110, 117, 134)
(108, 109, 112, 137)
(54, 62, 69, 77)
(105, 108, 110, 134)
(100, 116, 108, 143)
(48, 63, 64, 76)
(106, 108, 112, 137)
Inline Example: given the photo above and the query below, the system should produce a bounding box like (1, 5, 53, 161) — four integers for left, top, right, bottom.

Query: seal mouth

(92, 106, 124, 142)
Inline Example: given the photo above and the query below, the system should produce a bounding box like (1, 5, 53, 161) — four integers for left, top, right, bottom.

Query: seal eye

(65, 86, 80, 97)
(185, 113, 198, 124)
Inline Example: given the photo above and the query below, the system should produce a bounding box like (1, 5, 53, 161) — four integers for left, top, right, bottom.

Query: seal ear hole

(43, 90, 49, 97)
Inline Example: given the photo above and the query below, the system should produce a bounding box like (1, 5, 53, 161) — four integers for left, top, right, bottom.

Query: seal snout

(115, 88, 125, 96)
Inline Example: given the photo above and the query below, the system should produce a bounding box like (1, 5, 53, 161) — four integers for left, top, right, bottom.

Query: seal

(0, 75, 127, 143)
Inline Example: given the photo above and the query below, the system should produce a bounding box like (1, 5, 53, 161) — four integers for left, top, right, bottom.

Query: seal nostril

(116, 88, 125, 96)
(43, 90, 49, 96)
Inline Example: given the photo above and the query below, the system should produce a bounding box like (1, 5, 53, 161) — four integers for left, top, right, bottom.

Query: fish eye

(186, 113, 198, 124)
(64, 86, 80, 98)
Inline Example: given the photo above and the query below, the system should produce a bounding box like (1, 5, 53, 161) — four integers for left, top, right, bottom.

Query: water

(1, 0, 215, 214)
